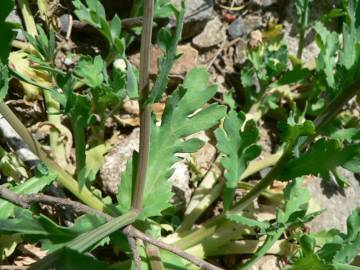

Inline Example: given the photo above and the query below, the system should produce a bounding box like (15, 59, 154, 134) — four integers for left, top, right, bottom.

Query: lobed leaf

(215, 110, 261, 210)
(280, 139, 360, 182)
(146, 1, 185, 104)
(117, 68, 226, 218)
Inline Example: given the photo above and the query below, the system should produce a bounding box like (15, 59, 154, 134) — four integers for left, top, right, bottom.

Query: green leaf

(272, 66, 311, 87)
(279, 178, 311, 224)
(146, 1, 185, 103)
(280, 139, 360, 181)
(75, 55, 105, 88)
(0, 0, 14, 64)
(125, 58, 138, 99)
(0, 173, 56, 219)
(110, 15, 121, 41)
(117, 68, 226, 218)
(342, 156, 360, 173)
(278, 114, 315, 145)
(65, 91, 92, 187)
(0, 212, 107, 251)
(287, 252, 335, 270)
(334, 208, 360, 264)
(331, 128, 360, 142)
(215, 110, 261, 210)
(85, 143, 111, 182)
(72, 0, 123, 54)
(314, 21, 339, 90)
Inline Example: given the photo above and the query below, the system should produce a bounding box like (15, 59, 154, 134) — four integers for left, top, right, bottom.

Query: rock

(171, 0, 214, 39)
(100, 128, 140, 194)
(169, 161, 191, 207)
(251, 255, 281, 270)
(234, 38, 248, 64)
(192, 17, 226, 49)
(307, 170, 360, 232)
(129, 44, 199, 77)
(228, 15, 263, 39)
(188, 131, 217, 177)
(100, 128, 191, 206)
(249, 0, 278, 8)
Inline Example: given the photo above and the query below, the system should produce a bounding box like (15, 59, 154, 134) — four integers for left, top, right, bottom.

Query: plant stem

(44, 91, 69, 168)
(145, 244, 165, 270)
(177, 152, 282, 232)
(18, 0, 69, 172)
(230, 148, 293, 214)
(297, 0, 309, 59)
(72, 122, 86, 186)
(132, 0, 154, 211)
(236, 229, 284, 270)
(0, 103, 118, 215)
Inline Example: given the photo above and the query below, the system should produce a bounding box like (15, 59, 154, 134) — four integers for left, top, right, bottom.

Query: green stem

(230, 148, 293, 214)
(132, 0, 154, 211)
(18, 0, 69, 172)
(297, 0, 309, 59)
(177, 152, 282, 232)
(73, 121, 86, 186)
(237, 229, 284, 270)
(0, 103, 118, 215)
(44, 91, 68, 169)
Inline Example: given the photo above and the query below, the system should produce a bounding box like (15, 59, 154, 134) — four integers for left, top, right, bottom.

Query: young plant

(1, 0, 360, 269)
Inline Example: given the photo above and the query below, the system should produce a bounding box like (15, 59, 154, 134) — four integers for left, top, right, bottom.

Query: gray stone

(100, 128, 140, 194)
(192, 17, 225, 49)
(100, 128, 191, 206)
(307, 169, 360, 232)
(169, 161, 191, 207)
(171, 0, 214, 39)
(251, 255, 281, 270)
(228, 15, 262, 39)
(249, 0, 278, 8)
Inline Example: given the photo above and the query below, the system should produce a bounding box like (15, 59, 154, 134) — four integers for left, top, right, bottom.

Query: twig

(132, 0, 154, 210)
(0, 186, 108, 219)
(127, 227, 224, 270)
(124, 226, 142, 270)
(0, 187, 224, 270)
(207, 37, 227, 70)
